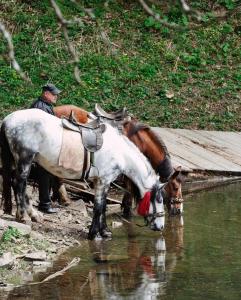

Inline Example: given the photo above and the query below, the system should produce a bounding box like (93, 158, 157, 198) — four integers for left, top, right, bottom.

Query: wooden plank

(65, 184, 122, 205)
(152, 128, 241, 174)
(172, 129, 241, 166)
(153, 128, 236, 171)
(63, 179, 89, 190)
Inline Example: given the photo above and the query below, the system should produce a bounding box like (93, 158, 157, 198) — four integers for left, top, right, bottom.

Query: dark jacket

(30, 97, 55, 115)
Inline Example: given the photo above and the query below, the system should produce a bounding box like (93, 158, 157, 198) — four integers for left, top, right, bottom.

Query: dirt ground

(0, 185, 97, 288)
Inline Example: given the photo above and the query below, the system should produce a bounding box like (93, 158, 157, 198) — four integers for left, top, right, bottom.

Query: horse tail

(0, 123, 13, 214)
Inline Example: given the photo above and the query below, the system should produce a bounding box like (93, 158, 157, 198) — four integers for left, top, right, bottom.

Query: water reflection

(2, 216, 184, 300)
(87, 216, 184, 299)
(3, 182, 241, 299)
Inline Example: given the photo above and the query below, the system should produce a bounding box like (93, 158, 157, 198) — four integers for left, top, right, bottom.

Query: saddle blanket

(58, 129, 90, 174)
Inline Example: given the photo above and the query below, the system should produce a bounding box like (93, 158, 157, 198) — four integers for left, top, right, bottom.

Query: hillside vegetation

(0, 0, 240, 130)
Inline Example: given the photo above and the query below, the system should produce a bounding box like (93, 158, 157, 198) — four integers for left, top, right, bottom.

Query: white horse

(0, 109, 165, 239)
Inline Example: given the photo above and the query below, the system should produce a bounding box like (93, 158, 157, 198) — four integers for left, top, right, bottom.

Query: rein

(144, 187, 165, 226)
(144, 211, 165, 227)
(137, 186, 165, 226)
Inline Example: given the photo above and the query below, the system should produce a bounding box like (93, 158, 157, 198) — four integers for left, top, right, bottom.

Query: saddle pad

(58, 129, 89, 174)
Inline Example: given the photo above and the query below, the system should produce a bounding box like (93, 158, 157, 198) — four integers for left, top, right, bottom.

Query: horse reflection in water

(2, 217, 184, 300)
(87, 216, 184, 299)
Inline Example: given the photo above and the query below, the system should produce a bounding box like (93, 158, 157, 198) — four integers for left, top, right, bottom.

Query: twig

(138, 0, 183, 30)
(138, 0, 202, 29)
(0, 20, 31, 82)
(50, 0, 83, 84)
(179, 0, 191, 12)
(28, 257, 81, 285)
(114, 212, 146, 227)
(178, 0, 202, 21)
(85, 6, 118, 54)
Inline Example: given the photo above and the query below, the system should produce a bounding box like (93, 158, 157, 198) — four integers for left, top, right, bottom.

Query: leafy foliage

(1, 226, 22, 242)
(0, 0, 240, 130)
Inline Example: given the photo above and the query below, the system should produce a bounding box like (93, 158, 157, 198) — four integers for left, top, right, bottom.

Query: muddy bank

(0, 185, 93, 288)
(1, 174, 241, 290)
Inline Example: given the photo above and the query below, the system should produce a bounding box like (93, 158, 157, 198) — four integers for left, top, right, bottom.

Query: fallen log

(65, 183, 122, 205)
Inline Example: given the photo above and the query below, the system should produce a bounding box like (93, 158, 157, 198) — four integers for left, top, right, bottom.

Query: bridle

(144, 186, 165, 226)
(144, 211, 165, 226)
(161, 182, 184, 205)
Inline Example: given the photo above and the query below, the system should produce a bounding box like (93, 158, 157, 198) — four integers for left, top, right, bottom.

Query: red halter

(137, 191, 151, 216)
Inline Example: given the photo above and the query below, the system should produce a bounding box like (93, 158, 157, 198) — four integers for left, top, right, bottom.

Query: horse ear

(171, 166, 182, 179)
(159, 182, 167, 190)
(175, 166, 182, 172)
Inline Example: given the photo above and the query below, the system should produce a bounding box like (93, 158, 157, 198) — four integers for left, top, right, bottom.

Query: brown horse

(122, 120, 183, 216)
(53, 105, 89, 123)
(53, 105, 184, 215)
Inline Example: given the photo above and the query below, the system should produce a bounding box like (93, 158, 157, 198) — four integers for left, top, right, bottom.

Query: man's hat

(42, 83, 61, 95)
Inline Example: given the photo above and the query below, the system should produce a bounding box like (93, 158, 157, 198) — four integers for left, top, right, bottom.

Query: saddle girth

(61, 117, 106, 180)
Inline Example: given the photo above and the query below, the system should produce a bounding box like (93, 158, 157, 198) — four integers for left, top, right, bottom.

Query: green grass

(0, 0, 240, 130)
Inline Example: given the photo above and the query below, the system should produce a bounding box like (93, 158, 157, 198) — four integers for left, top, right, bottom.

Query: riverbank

(0, 186, 92, 288)
(1, 174, 241, 290)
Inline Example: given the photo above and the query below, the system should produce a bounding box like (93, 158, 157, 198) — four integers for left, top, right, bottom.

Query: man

(30, 83, 61, 213)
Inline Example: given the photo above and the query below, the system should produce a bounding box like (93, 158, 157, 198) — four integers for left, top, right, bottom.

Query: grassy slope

(0, 0, 240, 130)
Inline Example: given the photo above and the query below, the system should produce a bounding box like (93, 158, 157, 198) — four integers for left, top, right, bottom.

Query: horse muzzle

(151, 222, 164, 231)
(146, 212, 165, 231)
(170, 198, 184, 215)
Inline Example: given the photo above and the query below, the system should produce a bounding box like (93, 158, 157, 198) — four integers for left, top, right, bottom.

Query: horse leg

(51, 177, 71, 206)
(13, 156, 40, 222)
(122, 192, 133, 219)
(58, 183, 71, 206)
(0, 125, 13, 214)
(100, 184, 112, 238)
(25, 193, 42, 222)
(122, 178, 136, 219)
(88, 180, 112, 240)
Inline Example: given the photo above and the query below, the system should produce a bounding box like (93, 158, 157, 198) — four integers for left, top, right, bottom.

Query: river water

(5, 182, 241, 299)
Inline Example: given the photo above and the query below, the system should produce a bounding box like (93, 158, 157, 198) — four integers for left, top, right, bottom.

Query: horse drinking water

(0, 109, 165, 239)
(53, 104, 184, 216)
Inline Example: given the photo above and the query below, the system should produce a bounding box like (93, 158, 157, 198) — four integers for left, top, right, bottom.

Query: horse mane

(124, 120, 169, 156)
(123, 120, 174, 181)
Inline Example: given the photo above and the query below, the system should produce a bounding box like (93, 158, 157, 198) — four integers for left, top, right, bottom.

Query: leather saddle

(62, 115, 106, 153)
(93, 103, 129, 121)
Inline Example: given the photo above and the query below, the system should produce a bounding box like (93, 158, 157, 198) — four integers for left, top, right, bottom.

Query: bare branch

(179, 0, 191, 12)
(50, 0, 83, 84)
(178, 0, 202, 21)
(138, 0, 183, 30)
(76, 4, 118, 55)
(138, 0, 202, 29)
(0, 20, 31, 82)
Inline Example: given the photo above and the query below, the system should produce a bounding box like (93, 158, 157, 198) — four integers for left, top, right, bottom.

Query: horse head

(163, 166, 184, 216)
(137, 181, 165, 231)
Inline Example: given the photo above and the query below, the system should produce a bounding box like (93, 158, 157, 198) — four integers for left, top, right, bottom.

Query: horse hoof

(3, 209, 13, 216)
(31, 214, 42, 223)
(60, 198, 71, 206)
(101, 229, 112, 238)
(60, 200, 71, 206)
(122, 212, 132, 220)
(16, 211, 29, 223)
(88, 230, 99, 240)
(94, 233, 103, 241)
(16, 217, 28, 224)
